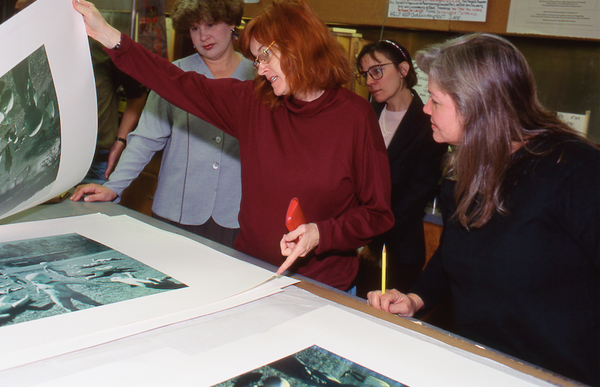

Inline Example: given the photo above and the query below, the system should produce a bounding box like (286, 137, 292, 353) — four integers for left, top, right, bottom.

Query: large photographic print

(0, 214, 294, 371)
(0, 233, 187, 327)
(0, 45, 60, 218)
(214, 345, 408, 387)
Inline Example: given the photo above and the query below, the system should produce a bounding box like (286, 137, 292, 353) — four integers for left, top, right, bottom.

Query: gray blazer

(104, 54, 254, 228)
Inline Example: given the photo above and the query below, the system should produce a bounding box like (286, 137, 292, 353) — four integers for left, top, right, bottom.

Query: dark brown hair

(416, 33, 586, 229)
(171, 0, 244, 32)
(238, 0, 352, 108)
(356, 39, 417, 89)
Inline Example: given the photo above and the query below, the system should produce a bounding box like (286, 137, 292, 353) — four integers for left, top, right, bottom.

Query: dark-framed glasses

(253, 41, 275, 70)
(355, 63, 393, 86)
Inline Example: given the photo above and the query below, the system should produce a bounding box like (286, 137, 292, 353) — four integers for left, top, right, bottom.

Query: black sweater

(370, 94, 447, 268)
(412, 135, 600, 386)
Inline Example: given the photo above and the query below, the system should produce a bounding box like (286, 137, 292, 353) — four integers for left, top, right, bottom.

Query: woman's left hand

(278, 223, 320, 275)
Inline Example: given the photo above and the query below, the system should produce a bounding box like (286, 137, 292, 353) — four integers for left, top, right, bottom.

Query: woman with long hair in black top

(368, 33, 599, 386)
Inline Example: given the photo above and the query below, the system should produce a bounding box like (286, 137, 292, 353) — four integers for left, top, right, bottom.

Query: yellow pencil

(381, 244, 387, 295)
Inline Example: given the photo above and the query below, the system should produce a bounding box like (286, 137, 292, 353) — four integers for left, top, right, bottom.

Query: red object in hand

(285, 198, 308, 232)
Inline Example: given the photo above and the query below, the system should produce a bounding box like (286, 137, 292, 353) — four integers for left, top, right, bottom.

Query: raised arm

(76, 0, 251, 141)
(72, 0, 121, 49)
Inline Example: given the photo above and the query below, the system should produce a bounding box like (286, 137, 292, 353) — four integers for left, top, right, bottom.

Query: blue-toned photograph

(0, 45, 61, 218)
(0, 233, 187, 326)
(214, 345, 408, 387)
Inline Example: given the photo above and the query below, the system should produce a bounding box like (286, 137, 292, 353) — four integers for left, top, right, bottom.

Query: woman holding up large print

(72, 0, 254, 249)
(72, 0, 394, 291)
(367, 33, 599, 386)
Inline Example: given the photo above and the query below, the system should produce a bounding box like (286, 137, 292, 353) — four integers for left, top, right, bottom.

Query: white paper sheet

(0, 287, 558, 386)
(190, 306, 553, 387)
(0, 213, 297, 370)
(388, 0, 488, 22)
(558, 111, 591, 135)
(0, 0, 96, 220)
(507, 0, 600, 39)
(36, 305, 553, 386)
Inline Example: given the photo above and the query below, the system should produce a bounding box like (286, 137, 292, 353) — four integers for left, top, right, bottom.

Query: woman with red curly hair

(73, 0, 394, 291)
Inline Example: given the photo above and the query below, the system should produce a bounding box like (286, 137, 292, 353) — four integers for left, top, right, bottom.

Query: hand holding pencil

(366, 288, 425, 316)
(367, 244, 425, 316)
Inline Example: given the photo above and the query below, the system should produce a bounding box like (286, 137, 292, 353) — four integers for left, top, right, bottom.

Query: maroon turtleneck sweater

(107, 34, 393, 290)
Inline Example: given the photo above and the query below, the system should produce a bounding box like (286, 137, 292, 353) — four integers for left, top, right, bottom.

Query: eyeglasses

(355, 63, 393, 86)
(253, 41, 275, 70)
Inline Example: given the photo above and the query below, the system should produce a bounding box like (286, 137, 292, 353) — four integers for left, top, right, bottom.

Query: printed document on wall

(507, 0, 600, 39)
(388, 0, 488, 22)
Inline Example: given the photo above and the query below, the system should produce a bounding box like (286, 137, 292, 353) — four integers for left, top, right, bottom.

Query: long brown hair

(416, 33, 585, 229)
(238, 0, 352, 108)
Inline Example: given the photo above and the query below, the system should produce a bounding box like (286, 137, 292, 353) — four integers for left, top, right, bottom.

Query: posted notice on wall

(507, 0, 600, 39)
(388, 0, 488, 22)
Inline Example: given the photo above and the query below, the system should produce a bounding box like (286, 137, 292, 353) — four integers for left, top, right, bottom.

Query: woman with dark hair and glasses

(72, 0, 394, 291)
(354, 40, 447, 295)
(368, 33, 599, 386)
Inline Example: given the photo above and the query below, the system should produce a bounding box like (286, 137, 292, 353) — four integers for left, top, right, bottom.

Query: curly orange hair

(239, 0, 351, 108)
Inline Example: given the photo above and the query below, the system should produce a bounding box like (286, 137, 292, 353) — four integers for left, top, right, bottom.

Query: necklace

(381, 107, 392, 135)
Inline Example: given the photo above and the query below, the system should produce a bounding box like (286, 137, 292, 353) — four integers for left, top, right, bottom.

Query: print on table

(213, 344, 408, 386)
(0, 233, 187, 326)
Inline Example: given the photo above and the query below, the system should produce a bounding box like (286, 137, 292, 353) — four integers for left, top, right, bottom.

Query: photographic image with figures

(213, 345, 408, 387)
(0, 233, 187, 326)
(0, 45, 61, 218)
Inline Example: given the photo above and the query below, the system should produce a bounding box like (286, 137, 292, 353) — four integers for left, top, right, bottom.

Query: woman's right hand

(70, 184, 118, 202)
(366, 289, 424, 317)
(72, 0, 121, 48)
